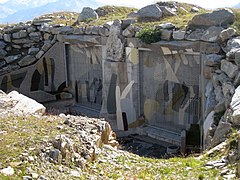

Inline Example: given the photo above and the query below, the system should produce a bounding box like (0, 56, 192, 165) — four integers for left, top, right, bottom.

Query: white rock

(0, 166, 14, 176)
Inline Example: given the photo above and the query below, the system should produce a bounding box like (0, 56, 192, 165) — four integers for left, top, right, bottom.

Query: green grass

(232, 8, 240, 35)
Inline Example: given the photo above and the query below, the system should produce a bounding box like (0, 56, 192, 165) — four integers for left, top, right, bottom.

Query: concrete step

(145, 125, 182, 146)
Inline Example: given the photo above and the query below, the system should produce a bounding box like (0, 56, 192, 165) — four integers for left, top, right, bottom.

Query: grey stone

(78, 7, 98, 22)
(220, 28, 236, 42)
(60, 92, 73, 99)
(28, 47, 39, 55)
(221, 60, 238, 78)
(73, 27, 84, 35)
(191, 7, 200, 12)
(22, 176, 32, 180)
(12, 45, 21, 49)
(224, 37, 240, 53)
(32, 18, 52, 26)
(127, 11, 138, 18)
(230, 86, 240, 125)
(159, 6, 177, 17)
(204, 54, 223, 66)
(41, 41, 52, 52)
(137, 4, 163, 20)
(188, 9, 234, 29)
(122, 25, 136, 37)
(186, 29, 204, 41)
(49, 149, 62, 163)
(234, 71, 240, 86)
(85, 26, 93, 35)
(205, 89, 216, 117)
(156, 22, 175, 30)
(12, 39, 34, 44)
(35, 50, 44, 59)
(18, 55, 37, 67)
(121, 19, 136, 29)
(214, 86, 224, 103)
(98, 27, 109, 36)
(203, 66, 218, 79)
(27, 27, 36, 33)
(38, 23, 51, 32)
(0, 60, 6, 68)
(172, 31, 185, 40)
(3, 34, 11, 42)
(12, 30, 27, 39)
(57, 26, 73, 34)
(4, 54, 22, 64)
(0, 41, 6, 48)
(211, 120, 231, 148)
(0, 49, 7, 58)
(29, 32, 42, 41)
(160, 29, 172, 41)
(92, 26, 100, 35)
(222, 82, 235, 107)
(234, 50, 240, 67)
(214, 101, 226, 113)
(43, 33, 52, 40)
(201, 26, 223, 42)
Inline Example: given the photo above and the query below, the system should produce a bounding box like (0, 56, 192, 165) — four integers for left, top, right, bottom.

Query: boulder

(214, 86, 224, 103)
(18, 55, 37, 67)
(203, 111, 214, 143)
(211, 119, 231, 148)
(12, 30, 28, 39)
(220, 28, 236, 42)
(4, 54, 22, 64)
(0, 49, 7, 59)
(0, 41, 6, 49)
(78, 7, 98, 22)
(28, 47, 39, 55)
(137, 4, 163, 20)
(201, 26, 223, 42)
(191, 7, 200, 13)
(188, 9, 234, 29)
(173, 31, 185, 40)
(224, 37, 240, 53)
(221, 60, 238, 79)
(122, 25, 136, 37)
(160, 29, 172, 40)
(230, 86, 240, 125)
(185, 29, 204, 41)
(159, 6, 177, 17)
(156, 22, 175, 30)
(234, 71, 240, 86)
(204, 54, 223, 66)
(235, 50, 240, 68)
(0, 166, 14, 176)
(3, 34, 11, 42)
(41, 41, 52, 52)
(35, 50, 44, 59)
(7, 90, 46, 115)
(200, 42, 221, 54)
(127, 11, 139, 18)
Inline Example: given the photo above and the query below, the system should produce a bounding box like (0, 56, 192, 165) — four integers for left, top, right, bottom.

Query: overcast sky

(0, 0, 239, 9)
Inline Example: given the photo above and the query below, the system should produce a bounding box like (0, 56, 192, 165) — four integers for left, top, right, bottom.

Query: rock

(0, 49, 7, 59)
(12, 39, 34, 44)
(222, 82, 235, 107)
(156, 22, 175, 30)
(18, 55, 37, 67)
(235, 50, 240, 68)
(185, 29, 204, 41)
(211, 119, 231, 148)
(92, 26, 100, 35)
(60, 92, 73, 99)
(127, 11, 138, 18)
(3, 34, 11, 42)
(173, 31, 185, 40)
(221, 60, 238, 78)
(160, 29, 172, 41)
(122, 25, 136, 37)
(85, 26, 93, 35)
(220, 28, 236, 42)
(23, 176, 32, 180)
(191, 7, 200, 12)
(32, 18, 52, 26)
(4, 54, 22, 64)
(73, 27, 84, 35)
(214, 101, 226, 113)
(12, 30, 27, 39)
(204, 54, 223, 66)
(203, 111, 214, 146)
(0, 41, 6, 48)
(78, 7, 98, 22)
(27, 27, 36, 33)
(42, 41, 52, 52)
(98, 27, 109, 36)
(205, 88, 216, 116)
(230, 86, 240, 125)
(57, 26, 73, 34)
(106, 21, 124, 61)
(224, 37, 240, 53)
(159, 6, 177, 17)
(29, 32, 42, 41)
(31, 172, 39, 179)
(35, 50, 44, 59)
(7, 90, 46, 115)
(28, 47, 40, 55)
(214, 86, 224, 103)
(0, 166, 14, 176)
(0, 60, 6, 68)
(188, 9, 234, 29)
(43, 33, 52, 40)
(70, 170, 81, 177)
(201, 26, 223, 42)
(234, 71, 240, 86)
(49, 149, 62, 163)
(137, 4, 163, 20)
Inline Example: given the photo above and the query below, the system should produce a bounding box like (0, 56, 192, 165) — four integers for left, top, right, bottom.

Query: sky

(0, 0, 239, 9)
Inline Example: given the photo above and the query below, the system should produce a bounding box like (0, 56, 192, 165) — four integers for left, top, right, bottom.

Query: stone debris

(0, 166, 14, 176)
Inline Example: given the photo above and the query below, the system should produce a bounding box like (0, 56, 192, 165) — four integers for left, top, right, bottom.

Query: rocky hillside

(0, 90, 239, 179)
